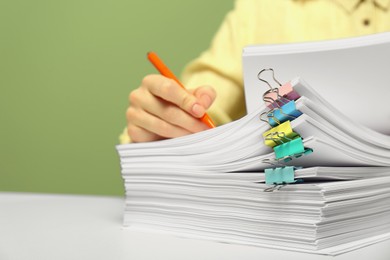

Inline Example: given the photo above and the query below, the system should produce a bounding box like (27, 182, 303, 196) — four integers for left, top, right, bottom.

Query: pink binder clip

(257, 68, 301, 108)
(264, 82, 301, 108)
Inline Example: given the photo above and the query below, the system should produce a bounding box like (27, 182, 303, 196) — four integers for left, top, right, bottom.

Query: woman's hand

(126, 74, 216, 142)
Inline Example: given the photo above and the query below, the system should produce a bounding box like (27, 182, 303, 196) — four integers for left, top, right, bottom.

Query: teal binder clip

(273, 137, 313, 162)
(268, 101, 302, 126)
(264, 166, 303, 192)
(265, 166, 296, 185)
(273, 137, 305, 159)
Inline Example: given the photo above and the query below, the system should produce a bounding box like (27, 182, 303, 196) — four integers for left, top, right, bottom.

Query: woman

(121, 0, 390, 143)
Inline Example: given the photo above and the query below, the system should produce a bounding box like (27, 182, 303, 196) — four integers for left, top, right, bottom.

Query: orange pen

(147, 51, 216, 128)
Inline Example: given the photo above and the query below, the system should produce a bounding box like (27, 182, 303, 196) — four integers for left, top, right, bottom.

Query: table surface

(1, 192, 390, 260)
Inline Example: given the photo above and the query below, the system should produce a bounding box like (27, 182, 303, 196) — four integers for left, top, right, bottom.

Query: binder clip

(264, 166, 302, 192)
(257, 68, 301, 108)
(274, 137, 305, 159)
(268, 101, 302, 126)
(265, 82, 301, 107)
(274, 137, 313, 162)
(259, 100, 302, 127)
(263, 121, 299, 147)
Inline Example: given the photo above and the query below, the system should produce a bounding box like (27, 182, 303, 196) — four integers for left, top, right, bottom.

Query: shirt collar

(334, 0, 390, 12)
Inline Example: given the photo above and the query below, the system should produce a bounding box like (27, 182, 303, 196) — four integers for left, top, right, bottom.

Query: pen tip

(147, 51, 157, 60)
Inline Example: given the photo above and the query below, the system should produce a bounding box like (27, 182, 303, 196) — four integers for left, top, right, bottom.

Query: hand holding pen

(126, 52, 216, 143)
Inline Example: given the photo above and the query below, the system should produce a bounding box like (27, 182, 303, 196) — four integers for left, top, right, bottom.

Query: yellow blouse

(120, 0, 390, 144)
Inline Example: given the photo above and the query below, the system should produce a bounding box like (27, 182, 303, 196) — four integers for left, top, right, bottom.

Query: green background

(0, 0, 235, 196)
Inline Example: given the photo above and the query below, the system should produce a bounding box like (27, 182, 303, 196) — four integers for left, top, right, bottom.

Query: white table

(1, 192, 390, 260)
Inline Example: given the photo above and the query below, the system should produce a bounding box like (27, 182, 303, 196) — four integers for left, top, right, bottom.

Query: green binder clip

(264, 166, 304, 192)
(273, 137, 305, 159)
(265, 166, 296, 185)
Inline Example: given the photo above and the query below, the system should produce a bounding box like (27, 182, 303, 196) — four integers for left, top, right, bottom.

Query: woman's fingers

(126, 74, 217, 142)
(143, 75, 206, 118)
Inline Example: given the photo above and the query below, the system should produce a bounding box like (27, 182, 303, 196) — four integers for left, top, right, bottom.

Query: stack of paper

(118, 78, 390, 173)
(117, 78, 390, 255)
(116, 33, 390, 255)
(243, 32, 390, 135)
(121, 170, 390, 255)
